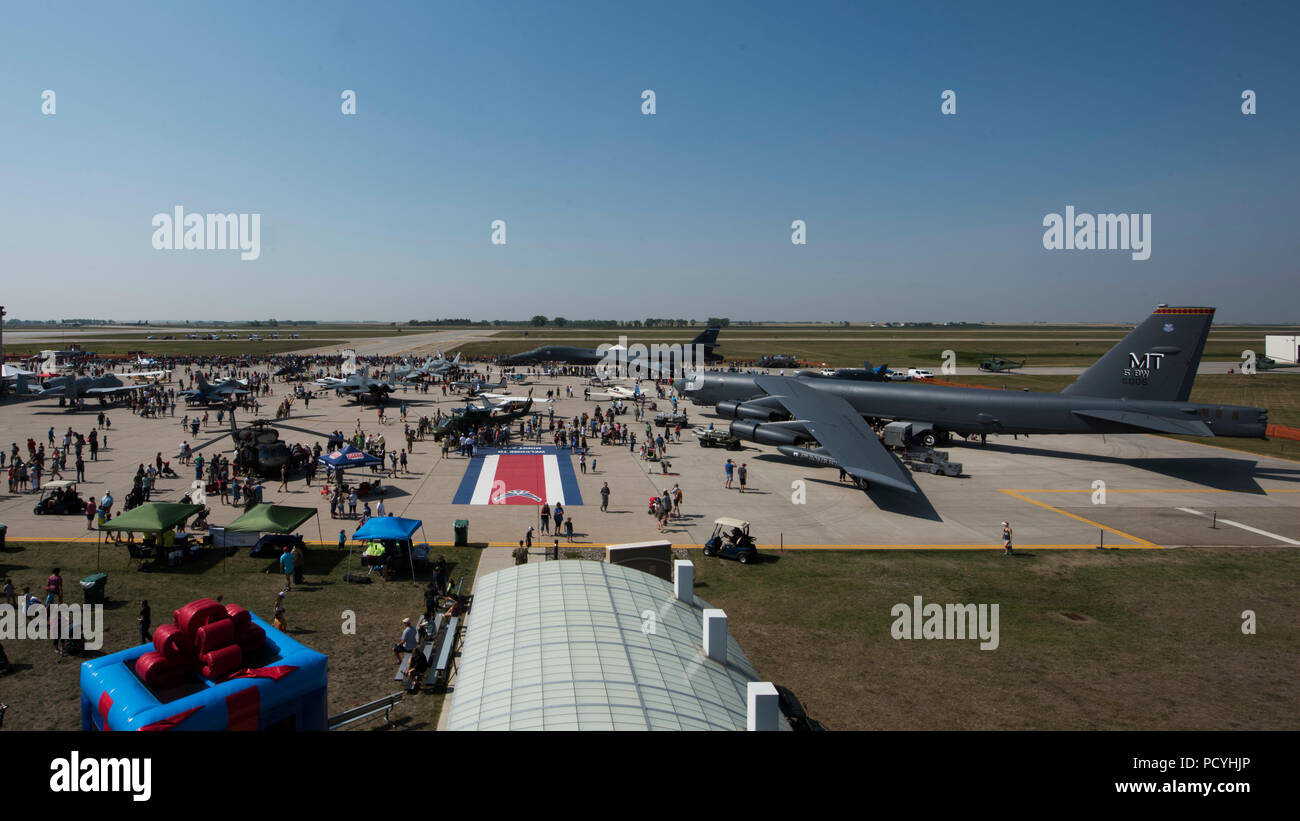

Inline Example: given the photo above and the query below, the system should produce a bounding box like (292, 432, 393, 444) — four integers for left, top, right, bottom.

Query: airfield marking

(1174, 507, 1300, 546)
(998, 489, 1158, 547)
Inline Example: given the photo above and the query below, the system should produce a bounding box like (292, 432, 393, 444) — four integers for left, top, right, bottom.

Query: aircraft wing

(1072, 408, 1213, 437)
(86, 384, 148, 396)
(753, 375, 916, 493)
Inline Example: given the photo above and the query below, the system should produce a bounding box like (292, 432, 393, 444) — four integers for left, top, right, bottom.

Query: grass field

(687, 546, 1300, 730)
(2, 324, 410, 357)
(0, 540, 479, 731)
(451, 334, 1288, 368)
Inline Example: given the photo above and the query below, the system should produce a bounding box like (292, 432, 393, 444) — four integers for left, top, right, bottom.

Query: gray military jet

(34, 373, 151, 405)
(674, 306, 1268, 493)
(179, 374, 250, 405)
(316, 367, 395, 401)
(388, 351, 462, 382)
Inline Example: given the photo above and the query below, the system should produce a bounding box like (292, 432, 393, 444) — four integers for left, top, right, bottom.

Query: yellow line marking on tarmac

(998, 489, 1158, 548)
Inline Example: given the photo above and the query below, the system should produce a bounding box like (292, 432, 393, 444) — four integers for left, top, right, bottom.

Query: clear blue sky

(1, 0, 1296, 323)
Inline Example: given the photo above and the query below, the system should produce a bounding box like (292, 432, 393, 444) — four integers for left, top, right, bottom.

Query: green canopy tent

(224, 504, 319, 535)
(97, 502, 204, 569)
(221, 504, 322, 571)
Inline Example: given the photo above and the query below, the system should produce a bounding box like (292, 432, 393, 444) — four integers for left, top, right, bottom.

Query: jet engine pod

(730, 419, 812, 446)
(717, 395, 790, 421)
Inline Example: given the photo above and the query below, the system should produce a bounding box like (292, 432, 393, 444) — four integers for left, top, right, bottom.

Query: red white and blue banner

(452, 446, 583, 505)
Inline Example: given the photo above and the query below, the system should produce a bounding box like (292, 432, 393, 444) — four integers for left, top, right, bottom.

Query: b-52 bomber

(498, 327, 723, 373)
(675, 306, 1268, 495)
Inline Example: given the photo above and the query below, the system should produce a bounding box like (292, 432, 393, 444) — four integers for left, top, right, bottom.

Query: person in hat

(393, 617, 418, 662)
(279, 545, 295, 591)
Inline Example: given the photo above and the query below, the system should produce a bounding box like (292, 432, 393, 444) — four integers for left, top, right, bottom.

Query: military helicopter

(432, 390, 535, 441)
(978, 355, 1026, 373)
(190, 405, 331, 477)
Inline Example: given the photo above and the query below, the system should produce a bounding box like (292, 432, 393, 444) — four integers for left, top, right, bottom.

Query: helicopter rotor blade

(275, 423, 337, 439)
(191, 431, 234, 453)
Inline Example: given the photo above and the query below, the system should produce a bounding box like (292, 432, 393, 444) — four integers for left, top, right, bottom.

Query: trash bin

(0, 523, 7, 550)
(80, 573, 108, 605)
(453, 519, 469, 547)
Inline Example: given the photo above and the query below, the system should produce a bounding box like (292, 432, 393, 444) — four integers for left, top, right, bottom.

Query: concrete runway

(3, 374, 1298, 552)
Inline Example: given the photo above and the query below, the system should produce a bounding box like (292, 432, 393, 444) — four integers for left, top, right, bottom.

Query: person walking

(278, 464, 289, 492)
(279, 546, 295, 590)
(1001, 522, 1014, 556)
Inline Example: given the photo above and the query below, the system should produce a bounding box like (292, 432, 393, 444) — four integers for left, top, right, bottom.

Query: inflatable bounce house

(80, 598, 327, 731)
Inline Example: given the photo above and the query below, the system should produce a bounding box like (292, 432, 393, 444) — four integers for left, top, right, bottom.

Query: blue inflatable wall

(80, 613, 328, 731)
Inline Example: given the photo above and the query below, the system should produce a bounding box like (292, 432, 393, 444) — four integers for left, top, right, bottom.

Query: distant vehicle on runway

(756, 354, 801, 369)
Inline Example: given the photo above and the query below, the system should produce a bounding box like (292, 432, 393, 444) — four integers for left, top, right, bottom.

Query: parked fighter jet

(498, 327, 723, 372)
(33, 374, 151, 405)
(179, 374, 250, 405)
(452, 375, 508, 396)
(387, 351, 462, 382)
(316, 367, 394, 401)
(675, 306, 1268, 494)
(417, 351, 462, 378)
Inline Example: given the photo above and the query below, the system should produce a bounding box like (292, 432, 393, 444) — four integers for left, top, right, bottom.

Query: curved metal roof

(447, 560, 765, 731)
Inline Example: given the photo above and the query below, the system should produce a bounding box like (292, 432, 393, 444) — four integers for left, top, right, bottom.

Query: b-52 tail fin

(1061, 306, 1213, 402)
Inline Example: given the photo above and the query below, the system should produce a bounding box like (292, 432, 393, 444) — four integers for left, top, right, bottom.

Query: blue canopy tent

(352, 516, 422, 541)
(347, 516, 428, 583)
(318, 443, 387, 498)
